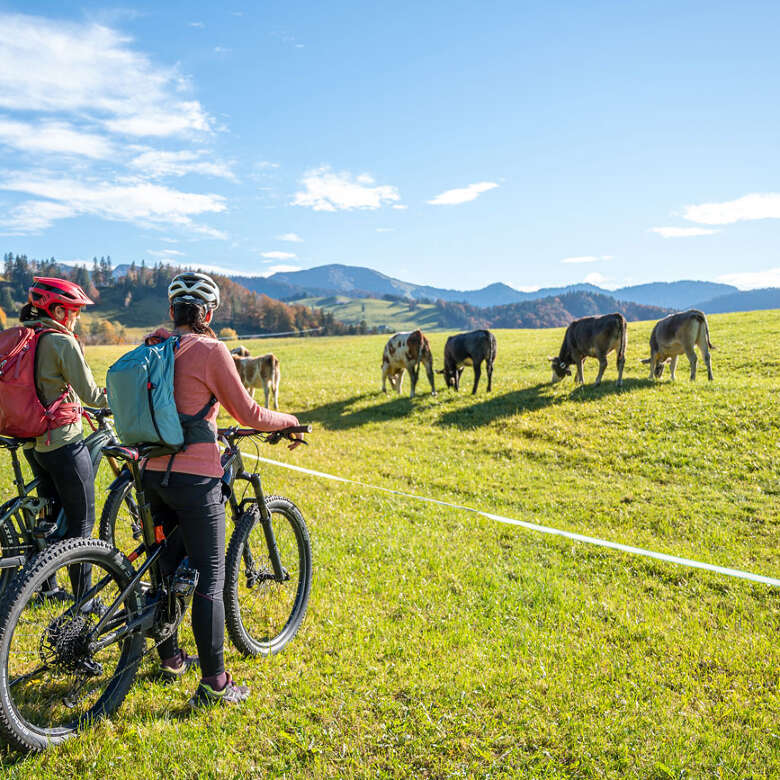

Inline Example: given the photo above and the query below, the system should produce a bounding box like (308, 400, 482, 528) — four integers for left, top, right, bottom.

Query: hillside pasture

(2, 310, 778, 778)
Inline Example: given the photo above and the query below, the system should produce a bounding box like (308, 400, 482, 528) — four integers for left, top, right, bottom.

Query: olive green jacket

(26, 318, 108, 452)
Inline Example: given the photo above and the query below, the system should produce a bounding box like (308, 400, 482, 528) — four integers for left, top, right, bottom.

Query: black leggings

(141, 471, 227, 678)
(24, 441, 96, 598)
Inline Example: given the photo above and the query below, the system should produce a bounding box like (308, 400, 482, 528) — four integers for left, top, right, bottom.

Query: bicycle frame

(84, 430, 293, 656)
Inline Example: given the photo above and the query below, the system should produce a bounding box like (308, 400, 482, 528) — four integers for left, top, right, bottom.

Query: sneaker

(158, 652, 199, 683)
(188, 673, 249, 709)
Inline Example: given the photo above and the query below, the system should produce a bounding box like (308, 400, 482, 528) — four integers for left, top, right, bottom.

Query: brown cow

(641, 309, 714, 381)
(232, 353, 281, 409)
(549, 312, 627, 386)
(381, 329, 436, 398)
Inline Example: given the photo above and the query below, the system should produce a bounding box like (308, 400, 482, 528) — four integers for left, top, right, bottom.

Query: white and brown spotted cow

(381, 329, 436, 398)
(231, 353, 281, 409)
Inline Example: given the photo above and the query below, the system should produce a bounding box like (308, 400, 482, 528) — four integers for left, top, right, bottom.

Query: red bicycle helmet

(28, 277, 93, 317)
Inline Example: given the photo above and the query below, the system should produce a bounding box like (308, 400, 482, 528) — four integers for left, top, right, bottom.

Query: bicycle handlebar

(218, 424, 311, 444)
(83, 407, 113, 421)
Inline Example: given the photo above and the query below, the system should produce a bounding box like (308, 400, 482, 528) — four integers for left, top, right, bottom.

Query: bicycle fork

(245, 473, 287, 583)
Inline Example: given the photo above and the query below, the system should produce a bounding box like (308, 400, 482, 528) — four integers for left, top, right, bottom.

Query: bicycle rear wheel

(0, 538, 143, 751)
(98, 472, 142, 560)
(224, 496, 312, 656)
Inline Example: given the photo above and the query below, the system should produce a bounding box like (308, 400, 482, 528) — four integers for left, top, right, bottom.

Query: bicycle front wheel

(0, 538, 144, 752)
(224, 496, 312, 656)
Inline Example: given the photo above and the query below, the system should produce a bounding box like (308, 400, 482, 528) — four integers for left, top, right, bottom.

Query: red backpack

(0, 326, 82, 440)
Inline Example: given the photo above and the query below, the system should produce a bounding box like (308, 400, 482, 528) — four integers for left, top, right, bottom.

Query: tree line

(1, 253, 362, 341)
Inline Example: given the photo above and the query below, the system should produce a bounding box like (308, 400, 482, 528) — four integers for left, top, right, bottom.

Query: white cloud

(261, 251, 297, 259)
(650, 226, 719, 238)
(0, 175, 226, 235)
(189, 21, 205, 28)
(147, 248, 185, 257)
(682, 193, 780, 225)
(130, 150, 235, 180)
(427, 181, 498, 206)
(0, 200, 77, 234)
(261, 264, 301, 276)
(275, 232, 303, 242)
(292, 166, 400, 211)
(392, 204, 408, 210)
(0, 119, 115, 159)
(0, 13, 212, 138)
(583, 272, 619, 289)
(376, 227, 394, 232)
(716, 267, 780, 290)
(560, 255, 612, 264)
(214, 47, 231, 54)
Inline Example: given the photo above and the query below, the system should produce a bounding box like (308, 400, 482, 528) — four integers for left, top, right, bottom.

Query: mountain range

(232, 264, 779, 313)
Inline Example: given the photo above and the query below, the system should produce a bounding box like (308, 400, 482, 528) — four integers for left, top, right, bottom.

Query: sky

(0, 1, 779, 292)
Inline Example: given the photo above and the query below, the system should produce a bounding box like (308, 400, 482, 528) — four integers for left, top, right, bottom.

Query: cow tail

(490, 331, 497, 364)
(618, 314, 627, 362)
(694, 311, 715, 350)
(703, 315, 714, 350)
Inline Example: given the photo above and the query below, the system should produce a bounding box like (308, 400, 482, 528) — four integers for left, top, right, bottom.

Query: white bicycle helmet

(167, 271, 220, 310)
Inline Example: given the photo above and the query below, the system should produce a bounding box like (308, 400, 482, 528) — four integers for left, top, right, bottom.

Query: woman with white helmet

(143, 271, 303, 708)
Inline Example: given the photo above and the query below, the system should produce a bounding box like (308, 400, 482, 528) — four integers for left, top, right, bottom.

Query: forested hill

(0, 254, 352, 339)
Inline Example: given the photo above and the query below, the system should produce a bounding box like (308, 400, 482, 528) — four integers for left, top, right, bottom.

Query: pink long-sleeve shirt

(144, 333, 299, 478)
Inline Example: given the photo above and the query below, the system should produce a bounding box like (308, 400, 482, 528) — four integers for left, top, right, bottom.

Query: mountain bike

(0, 409, 122, 597)
(98, 426, 313, 655)
(0, 426, 311, 751)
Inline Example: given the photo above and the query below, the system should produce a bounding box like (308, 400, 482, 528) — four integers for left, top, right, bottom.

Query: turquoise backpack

(106, 337, 215, 475)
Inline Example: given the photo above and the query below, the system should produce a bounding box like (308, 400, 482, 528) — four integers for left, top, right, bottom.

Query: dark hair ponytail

(171, 301, 217, 339)
(19, 303, 38, 322)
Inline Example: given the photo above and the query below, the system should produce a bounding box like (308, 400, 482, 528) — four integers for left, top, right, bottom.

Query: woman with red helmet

(20, 277, 108, 609)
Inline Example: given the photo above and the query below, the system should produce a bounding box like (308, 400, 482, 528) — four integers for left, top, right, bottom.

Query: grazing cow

(549, 312, 627, 386)
(230, 345, 251, 357)
(381, 329, 436, 398)
(232, 353, 281, 409)
(641, 309, 714, 381)
(438, 330, 497, 394)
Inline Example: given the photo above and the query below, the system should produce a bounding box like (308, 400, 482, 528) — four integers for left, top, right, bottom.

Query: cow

(437, 330, 497, 394)
(641, 309, 714, 381)
(381, 329, 436, 398)
(231, 353, 281, 409)
(549, 312, 627, 386)
(230, 345, 251, 357)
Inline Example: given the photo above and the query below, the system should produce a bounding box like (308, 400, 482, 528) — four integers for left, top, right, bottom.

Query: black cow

(549, 312, 627, 386)
(438, 330, 497, 393)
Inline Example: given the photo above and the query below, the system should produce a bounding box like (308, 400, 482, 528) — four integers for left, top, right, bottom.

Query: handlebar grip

(285, 425, 312, 435)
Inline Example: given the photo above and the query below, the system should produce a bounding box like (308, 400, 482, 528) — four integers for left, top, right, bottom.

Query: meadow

(1, 310, 778, 778)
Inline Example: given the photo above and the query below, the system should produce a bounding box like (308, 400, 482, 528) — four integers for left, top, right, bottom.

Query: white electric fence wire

(244, 452, 780, 588)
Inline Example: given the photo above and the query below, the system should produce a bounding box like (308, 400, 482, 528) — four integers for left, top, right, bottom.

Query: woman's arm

(58, 338, 108, 408)
(206, 341, 299, 431)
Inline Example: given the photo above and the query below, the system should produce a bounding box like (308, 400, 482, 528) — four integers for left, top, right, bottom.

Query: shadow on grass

(300, 391, 422, 430)
(436, 377, 653, 429)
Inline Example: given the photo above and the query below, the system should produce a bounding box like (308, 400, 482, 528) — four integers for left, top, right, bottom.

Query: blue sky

(1, 1, 779, 291)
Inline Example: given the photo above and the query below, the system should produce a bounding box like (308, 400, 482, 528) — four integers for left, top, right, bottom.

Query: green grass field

(2, 310, 779, 778)
(294, 295, 443, 330)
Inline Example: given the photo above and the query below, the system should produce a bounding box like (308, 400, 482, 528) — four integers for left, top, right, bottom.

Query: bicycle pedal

(32, 520, 58, 540)
(172, 565, 199, 598)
